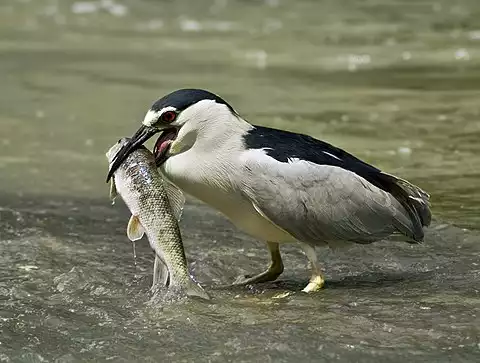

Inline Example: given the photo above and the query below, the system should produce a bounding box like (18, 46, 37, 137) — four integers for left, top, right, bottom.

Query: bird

(107, 88, 432, 292)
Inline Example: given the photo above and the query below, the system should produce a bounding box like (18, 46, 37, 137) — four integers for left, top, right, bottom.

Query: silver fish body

(106, 138, 209, 300)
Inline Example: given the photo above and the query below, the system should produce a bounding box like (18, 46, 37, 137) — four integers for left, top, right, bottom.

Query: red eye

(161, 111, 177, 123)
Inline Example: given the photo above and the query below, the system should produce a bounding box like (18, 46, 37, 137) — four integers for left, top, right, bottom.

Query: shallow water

(1, 0, 479, 361)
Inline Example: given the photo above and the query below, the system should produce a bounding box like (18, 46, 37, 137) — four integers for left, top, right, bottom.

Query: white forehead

(142, 106, 177, 127)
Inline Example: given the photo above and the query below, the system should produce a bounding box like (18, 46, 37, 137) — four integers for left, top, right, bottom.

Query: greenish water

(1, 0, 479, 361)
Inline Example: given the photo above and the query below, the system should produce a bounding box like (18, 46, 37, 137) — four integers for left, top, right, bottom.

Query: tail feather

(395, 176, 432, 226)
(380, 172, 432, 242)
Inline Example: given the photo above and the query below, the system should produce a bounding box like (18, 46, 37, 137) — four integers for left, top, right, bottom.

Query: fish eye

(161, 111, 177, 123)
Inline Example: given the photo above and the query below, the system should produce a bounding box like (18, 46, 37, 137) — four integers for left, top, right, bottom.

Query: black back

(244, 125, 382, 178)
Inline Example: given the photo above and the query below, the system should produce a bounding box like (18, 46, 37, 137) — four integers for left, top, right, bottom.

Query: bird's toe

(302, 275, 325, 293)
(233, 274, 253, 284)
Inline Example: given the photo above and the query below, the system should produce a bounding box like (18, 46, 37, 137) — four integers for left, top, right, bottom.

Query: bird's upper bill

(106, 125, 177, 182)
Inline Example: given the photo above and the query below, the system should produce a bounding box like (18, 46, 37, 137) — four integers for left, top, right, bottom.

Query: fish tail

(185, 278, 210, 300)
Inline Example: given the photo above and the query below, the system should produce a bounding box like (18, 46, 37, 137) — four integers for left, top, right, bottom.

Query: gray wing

(240, 150, 417, 245)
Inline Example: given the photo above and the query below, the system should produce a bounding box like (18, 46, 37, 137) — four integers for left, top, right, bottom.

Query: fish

(106, 138, 210, 300)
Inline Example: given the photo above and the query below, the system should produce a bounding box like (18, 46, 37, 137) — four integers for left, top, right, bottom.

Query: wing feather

(240, 150, 420, 245)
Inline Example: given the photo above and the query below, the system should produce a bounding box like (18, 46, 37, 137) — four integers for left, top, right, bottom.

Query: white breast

(160, 150, 295, 243)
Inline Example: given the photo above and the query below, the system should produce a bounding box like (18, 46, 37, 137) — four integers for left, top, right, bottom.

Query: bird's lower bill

(154, 128, 178, 166)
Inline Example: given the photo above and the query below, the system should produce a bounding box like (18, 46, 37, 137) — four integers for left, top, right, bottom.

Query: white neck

(175, 100, 252, 154)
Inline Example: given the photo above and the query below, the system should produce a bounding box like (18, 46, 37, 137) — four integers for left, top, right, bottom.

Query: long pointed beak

(106, 125, 159, 182)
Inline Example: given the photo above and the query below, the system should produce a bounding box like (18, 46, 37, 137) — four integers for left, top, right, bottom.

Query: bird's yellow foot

(302, 274, 325, 293)
(216, 241, 284, 289)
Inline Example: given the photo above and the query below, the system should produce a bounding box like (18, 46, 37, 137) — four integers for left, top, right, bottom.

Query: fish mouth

(154, 128, 178, 166)
(106, 125, 159, 182)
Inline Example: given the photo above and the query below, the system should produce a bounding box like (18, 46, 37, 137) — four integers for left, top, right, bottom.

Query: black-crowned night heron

(107, 88, 431, 292)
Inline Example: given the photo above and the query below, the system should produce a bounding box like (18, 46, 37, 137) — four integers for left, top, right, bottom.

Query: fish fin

(152, 254, 170, 289)
(127, 215, 145, 241)
(109, 179, 118, 205)
(185, 277, 210, 300)
(164, 180, 185, 222)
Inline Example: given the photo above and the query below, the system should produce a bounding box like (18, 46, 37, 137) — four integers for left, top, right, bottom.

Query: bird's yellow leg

(231, 242, 284, 286)
(300, 243, 325, 293)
